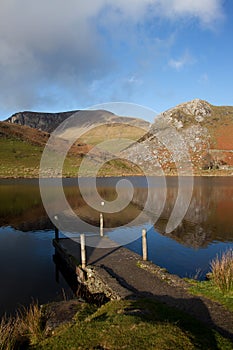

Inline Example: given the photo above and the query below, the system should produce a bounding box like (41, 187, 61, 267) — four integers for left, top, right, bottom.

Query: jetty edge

(53, 234, 233, 341)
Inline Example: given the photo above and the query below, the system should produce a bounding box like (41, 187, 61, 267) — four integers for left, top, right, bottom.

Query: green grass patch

(78, 124, 146, 146)
(0, 136, 140, 178)
(187, 279, 233, 312)
(32, 298, 232, 350)
(186, 248, 233, 313)
(0, 137, 43, 177)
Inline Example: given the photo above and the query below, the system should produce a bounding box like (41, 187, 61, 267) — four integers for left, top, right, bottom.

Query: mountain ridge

(5, 110, 80, 133)
(1, 99, 233, 177)
(5, 109, 150, 134)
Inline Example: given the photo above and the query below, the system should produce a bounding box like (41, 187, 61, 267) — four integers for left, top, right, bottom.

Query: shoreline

(0, 171, 233, 180)
(37, 244, 233, 342)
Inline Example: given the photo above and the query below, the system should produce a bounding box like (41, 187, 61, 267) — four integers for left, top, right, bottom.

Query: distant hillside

(5, 109, 150, 136)
(123, 99, 233, 175)
(1, 100, 233, 177)
(5, 110, 79, 133)
(2, 109, 150, 177)
(0, 120, 142, 178)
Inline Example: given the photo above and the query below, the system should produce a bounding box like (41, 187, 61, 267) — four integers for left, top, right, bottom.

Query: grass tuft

(0, 301, 47, 350)
(0, 316, 16, 350)
(210, 249, 233, 294)
(16, 301, 47, 345)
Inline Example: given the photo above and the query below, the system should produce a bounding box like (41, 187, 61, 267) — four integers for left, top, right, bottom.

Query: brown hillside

(0, 121, 93, 156)
(0, 121, 49, 146)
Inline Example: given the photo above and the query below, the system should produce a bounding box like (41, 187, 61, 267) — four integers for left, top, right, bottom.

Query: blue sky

(0, 0, 232, 122)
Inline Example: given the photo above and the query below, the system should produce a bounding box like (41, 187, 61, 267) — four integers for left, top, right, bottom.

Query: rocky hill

(5, 109, 150, 134)
(5, 110, 79, 133)
(123, 99, 233, 175)
(2, 100, 233, 177)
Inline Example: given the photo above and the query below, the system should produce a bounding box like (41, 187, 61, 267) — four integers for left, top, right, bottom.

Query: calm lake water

(0, 176, 233, 316)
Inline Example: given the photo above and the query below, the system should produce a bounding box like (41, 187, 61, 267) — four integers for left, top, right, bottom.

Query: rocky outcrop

(6, 110, 80, 133)
(123, 99, 233, 174)
(160, 98, 212, 125)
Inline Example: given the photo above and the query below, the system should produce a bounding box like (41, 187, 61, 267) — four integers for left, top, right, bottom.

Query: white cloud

(0, 0, 224, 116)
(127, 75, 143, 85)
(168, 51, 195, 70)
(97, 0, 224, 25)
(156, 0, 224, 25)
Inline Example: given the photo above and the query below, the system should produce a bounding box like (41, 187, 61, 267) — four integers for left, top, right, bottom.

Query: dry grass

(0, 316, 16, 350)
(16, 302, 46, 345)
(0, 301, 47, 350)
(210, 249, 233, 294)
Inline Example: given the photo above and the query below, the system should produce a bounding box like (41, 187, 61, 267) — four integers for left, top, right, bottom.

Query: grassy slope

(0, 122, 142, 178)
(0, 137, 43, 177)
(33, 298, 232, 350)
(72, 123, 147, 146)
(0, 121, 46, 177)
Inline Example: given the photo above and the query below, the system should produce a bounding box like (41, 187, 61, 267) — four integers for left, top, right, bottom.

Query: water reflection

(0, 176, 233, 314)
(0, 226, 73, 317)
(158, 177, 233, 247)
(1, 177, 232, 248)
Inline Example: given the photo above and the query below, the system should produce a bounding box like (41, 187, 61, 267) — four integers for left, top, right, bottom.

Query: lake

(0, 176, 233, 316)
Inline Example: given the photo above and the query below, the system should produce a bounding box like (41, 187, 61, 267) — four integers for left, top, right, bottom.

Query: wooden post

(142, 229, 147, 261)
(100, 213, 104, 237)
(80, 233, 86, 269)
(55, 227, 59, 241)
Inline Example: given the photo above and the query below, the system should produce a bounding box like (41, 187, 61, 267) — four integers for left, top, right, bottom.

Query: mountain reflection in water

(0, 176, 233, 281)
(0, 177, 233, 315)
(1, 177, 233, 247)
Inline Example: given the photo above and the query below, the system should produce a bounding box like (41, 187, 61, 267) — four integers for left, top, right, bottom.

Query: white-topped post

(100, 201, 104, 237)
(80, 233, 86, 269)
(142, 229, 148, 261)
